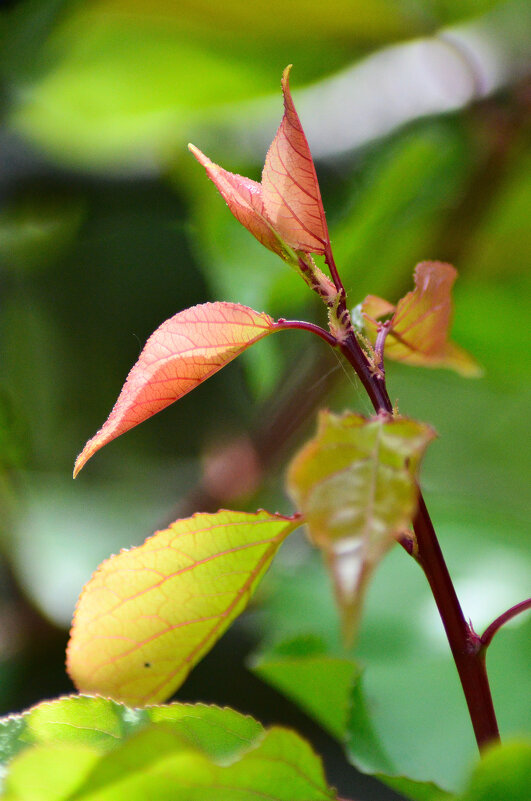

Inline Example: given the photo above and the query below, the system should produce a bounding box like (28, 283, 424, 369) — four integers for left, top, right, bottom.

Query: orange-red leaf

(189, 66, 328, 260)
(262, 65, 329, 254)
(67, 509, 300, 706)
(188, 144, 288, 259)
(362, 262, 481, 376)
(74, 302, 276, 476)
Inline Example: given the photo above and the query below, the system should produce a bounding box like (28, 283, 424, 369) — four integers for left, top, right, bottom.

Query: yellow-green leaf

(287, 411, 434, 642)
(67, 510, 300, 706)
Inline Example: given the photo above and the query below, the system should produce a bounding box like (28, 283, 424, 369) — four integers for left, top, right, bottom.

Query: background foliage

(0, 1, 529, 799)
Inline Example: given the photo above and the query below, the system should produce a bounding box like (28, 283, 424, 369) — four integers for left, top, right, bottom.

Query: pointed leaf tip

(189, 144, 290, 259)
(288, 411, 434, 644)
(262, 66, 329, 255)
(73, 302, 278, 475)
(189, 68, 328, 261)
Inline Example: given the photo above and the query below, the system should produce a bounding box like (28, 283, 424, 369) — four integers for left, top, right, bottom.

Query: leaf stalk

(480, 598, 531, 651)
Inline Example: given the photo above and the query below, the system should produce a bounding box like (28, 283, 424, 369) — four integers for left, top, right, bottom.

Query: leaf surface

(66, 510, 300, 706)
(362, 262, 481, 376)
(74, 302, 276, 476)
(190, 65, 329, 259)
(0, 696, 337, 801)
(188, 145, 289, 259)
(287, 411, 434, 642)
(261, 65, 330, 254)
(458, 739, 531, 801)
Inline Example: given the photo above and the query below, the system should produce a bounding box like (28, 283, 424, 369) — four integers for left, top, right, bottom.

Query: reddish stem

(480, 598, 531, 651)
(274, 319, 339, 348)
(337, 307, 500, 751)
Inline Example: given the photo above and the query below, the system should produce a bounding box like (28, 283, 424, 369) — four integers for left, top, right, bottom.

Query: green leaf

(254, 504, 531, 793)
(251, 638, 453, 800)
(458, 740, 531, 801)
(287, 411, 434, 641)
(0, 696, 260, 766)
(252, 640, 359, 741)
(331, 126, 471, 302)
(67, 510, 300, 705)
(0, 696, 337, 801)
(383, 775, 454, 801)
(5, 0, 429, 171)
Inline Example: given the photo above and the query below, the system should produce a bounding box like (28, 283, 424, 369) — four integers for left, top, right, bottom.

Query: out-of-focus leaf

(0, 193, 83, 274)
(5, 0, 433, 170)
(255, 503, 531, 791)
(67, 510, 300, 705)
(287, 411, 434, 641)
(262, 66, 329, 255)
(331, 127, 471, 302)
(458, 740, 531, 801)
(251, 638, 452, 800)
(252, 636, 359, 741)
(74, 302, 279, 476)
(0, 695, 337, 801)
(361, 262, 481, 376)
(463, 149, 531, 279)
(8, 474, 179, 628)
(383, 776, 453, 801)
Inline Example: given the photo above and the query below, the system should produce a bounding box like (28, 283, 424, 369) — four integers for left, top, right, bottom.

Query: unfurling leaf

(261, 65, 329, 254)
(361, 261, 481, 376)
(287, 411, 435, 643)
(188, 145, 290, 260)
(67, 509, 300, 706)
(189, 65, 329, 259)
(0, 696, 338, 801)
(74, 302, 277, 476)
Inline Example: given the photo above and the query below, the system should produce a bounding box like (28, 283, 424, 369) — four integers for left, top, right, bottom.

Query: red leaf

(190, 66, 329, 259)
(262, 65, 330, 254)
(74, 302, 277, 476)
(188, 145, 287, 259)
(362, 262, 481, 376)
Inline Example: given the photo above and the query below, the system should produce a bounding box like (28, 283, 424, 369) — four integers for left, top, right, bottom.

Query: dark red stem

(337, 304, 500, 751)
(480, 598, 531, 651)
(275, 319, 339, 348)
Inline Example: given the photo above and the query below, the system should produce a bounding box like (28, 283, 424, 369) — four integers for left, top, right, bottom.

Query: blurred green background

(0, 1, 529, 799)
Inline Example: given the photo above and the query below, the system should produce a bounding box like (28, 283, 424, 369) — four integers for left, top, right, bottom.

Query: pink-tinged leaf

(188, 144, 288, 260)
(74, 302, 277, 476)
(362, 262, 481, 376)
(66, 509, 300, 706)
(262, 65, 330, 254)
(360, 295, 395, 324)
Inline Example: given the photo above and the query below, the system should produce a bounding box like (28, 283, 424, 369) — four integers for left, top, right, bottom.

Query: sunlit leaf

(261, 65, 329, 254)
(190, 65, 329, 261)
(287, 411, 434, 642)
(188, 144, 289, 259)
(362, 262, 481, 376)
(74, 302, 277, 476)
(67, 510, 300, 706)
(0, 695, 260, 766)
(0, 696, 337, 801)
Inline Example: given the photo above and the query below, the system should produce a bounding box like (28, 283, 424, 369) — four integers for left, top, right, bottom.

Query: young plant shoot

(2, 66, 529, 801)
